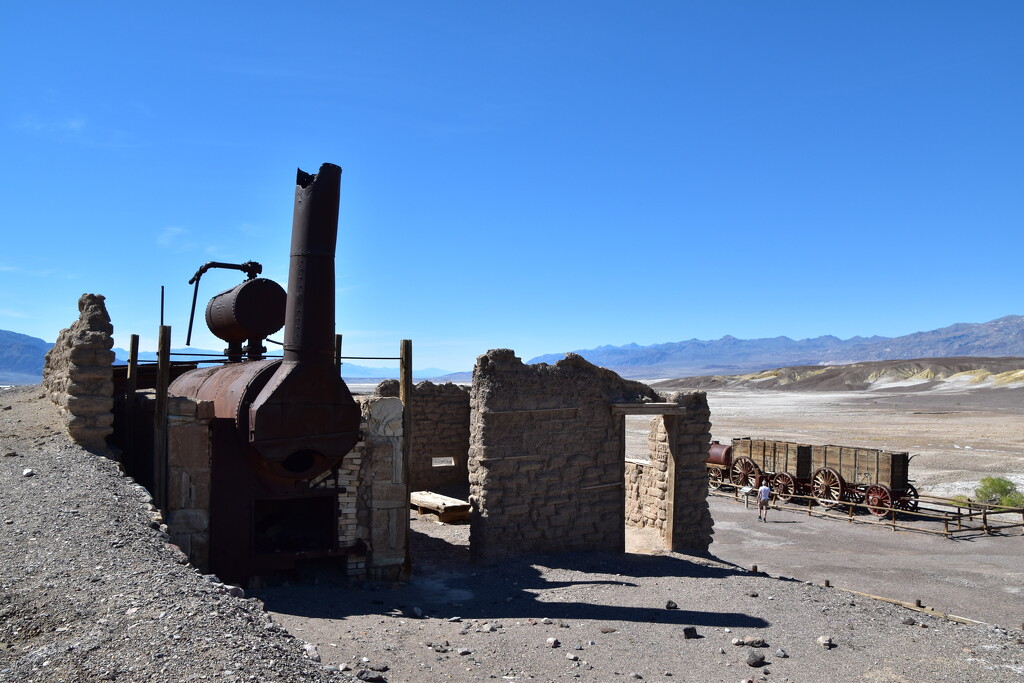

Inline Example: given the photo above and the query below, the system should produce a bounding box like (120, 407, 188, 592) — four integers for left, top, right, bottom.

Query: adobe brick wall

(469, 349, 713, 563)
(374, 379, 471, 492)
(468, 350, 660, 562)
(623, 394, 715, 549)
(665, 392, 715, 550)
(42, 294, 115, 454)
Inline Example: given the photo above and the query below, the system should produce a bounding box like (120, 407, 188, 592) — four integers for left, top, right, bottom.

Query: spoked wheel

(811, 467, 845, 508)
(864, 484, 893, 517)
(707, 466, 725, 490)
(895, 483, 920, 513)
(772, 472, 796, 503)
(729, 457, 761, 488)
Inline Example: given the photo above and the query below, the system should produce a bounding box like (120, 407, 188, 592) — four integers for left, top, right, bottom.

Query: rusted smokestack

(245, 162, 361, 479)
(285, 163, 341, 365)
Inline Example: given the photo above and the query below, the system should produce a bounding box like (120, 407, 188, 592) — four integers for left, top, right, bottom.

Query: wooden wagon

(809, 444, 918, 514)
(707, 437, 919, 515)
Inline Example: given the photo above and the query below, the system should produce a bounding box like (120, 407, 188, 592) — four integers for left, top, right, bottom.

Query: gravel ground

(0, 385, 346, 683)
(2, 383, 1023, 682)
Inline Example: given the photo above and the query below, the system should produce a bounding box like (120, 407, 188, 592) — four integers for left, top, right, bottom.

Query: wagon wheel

(864, 484, 892, 517)
(772, 472, 796, 503)
(729, 457, 761, 488)
(895, 483, 920, 513)
(811, 467, 845, 508)
(707, 466, 725, 490)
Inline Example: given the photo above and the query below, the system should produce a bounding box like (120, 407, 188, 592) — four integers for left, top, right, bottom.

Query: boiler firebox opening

(253, 497, 335, 555)
(282, 449, 318, 474)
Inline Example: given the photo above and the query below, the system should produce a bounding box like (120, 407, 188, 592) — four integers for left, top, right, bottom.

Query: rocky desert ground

(2, 377, 1023, 682)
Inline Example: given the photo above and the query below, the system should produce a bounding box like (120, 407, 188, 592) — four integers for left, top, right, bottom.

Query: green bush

(975, 477, 1024, 508)
(1001, 491, 1024, 508)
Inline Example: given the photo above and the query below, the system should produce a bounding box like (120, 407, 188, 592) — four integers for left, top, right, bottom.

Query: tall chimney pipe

(285, 163, 341, 366)
(245, 162, 361, 479)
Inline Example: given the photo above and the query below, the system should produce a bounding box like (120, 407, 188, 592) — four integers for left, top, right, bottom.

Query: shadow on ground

(254, 529, 768, 630)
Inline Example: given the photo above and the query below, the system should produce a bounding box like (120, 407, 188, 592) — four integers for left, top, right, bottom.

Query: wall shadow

(255, 531, 769, 630)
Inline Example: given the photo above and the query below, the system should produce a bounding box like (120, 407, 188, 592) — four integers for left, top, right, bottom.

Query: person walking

(757, 477, 771, 522)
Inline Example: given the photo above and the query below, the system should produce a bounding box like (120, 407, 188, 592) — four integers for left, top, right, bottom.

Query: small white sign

(739, 486, 753, 496)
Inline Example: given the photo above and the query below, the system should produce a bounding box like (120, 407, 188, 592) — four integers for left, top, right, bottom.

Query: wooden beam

(154, 325, 171, 511)
(124, 334, 139, 465)
(611, 403, 687, 416)
(399, 339, 413, 579)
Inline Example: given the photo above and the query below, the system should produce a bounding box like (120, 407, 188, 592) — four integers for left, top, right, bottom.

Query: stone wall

(469, 349, 713, 563)
(42, 294, 115, 454)
(376, 379, 470, 491)
(468, 350, 660, 562)
(665, 391, 715, 550)
(624, 418, 666, 531)
(165, 396, 214, 567)
(624, 393, 715, 550)
(355, 396, 408, 579)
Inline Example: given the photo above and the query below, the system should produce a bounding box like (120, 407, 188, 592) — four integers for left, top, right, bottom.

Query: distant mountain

(651, 356, 1024, 393)
(110, 347, 449, 380)
(528, 315, 1024, 379)
(0, 330, 52, 385)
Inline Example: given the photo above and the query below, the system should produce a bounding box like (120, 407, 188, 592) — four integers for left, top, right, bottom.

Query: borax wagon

(707, 437, 920, 515)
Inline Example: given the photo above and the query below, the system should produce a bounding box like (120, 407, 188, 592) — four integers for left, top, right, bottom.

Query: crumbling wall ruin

(42, 293, 115, 453)
(468, 349, 713, 563)
(624, 393, 714, 549)
(377, 379, 470, 491)
(469, 350, 651, 561)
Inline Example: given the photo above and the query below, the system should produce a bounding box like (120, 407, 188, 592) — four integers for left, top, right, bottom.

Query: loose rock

(746, 651, 766, 667)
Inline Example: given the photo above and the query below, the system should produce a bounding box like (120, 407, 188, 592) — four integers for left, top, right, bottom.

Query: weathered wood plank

(410, 490, 471, 522)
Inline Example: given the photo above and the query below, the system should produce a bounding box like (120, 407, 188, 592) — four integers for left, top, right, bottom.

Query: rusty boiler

(169, 163, 362, 582)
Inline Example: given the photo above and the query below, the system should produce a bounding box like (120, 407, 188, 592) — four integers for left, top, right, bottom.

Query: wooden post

(125, 334, 140, 463)
(335, 334, 343, 375)
(154, 325, 171, 511)
(399, 339, 413, 580)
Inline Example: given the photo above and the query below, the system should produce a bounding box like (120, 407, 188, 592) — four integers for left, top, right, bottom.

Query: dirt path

(704, 494, 1024, 629)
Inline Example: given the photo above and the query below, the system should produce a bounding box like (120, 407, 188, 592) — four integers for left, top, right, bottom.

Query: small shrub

(1001, 491, 1024, 508)
(975, 477, 1024, 508)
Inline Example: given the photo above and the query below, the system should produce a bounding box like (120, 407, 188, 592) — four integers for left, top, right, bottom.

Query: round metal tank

(168, 359, 280, 428)
(206, 278, 286, 343)
(708, 440, 732, 466)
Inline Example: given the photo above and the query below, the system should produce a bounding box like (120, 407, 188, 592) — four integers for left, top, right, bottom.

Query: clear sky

(2, 2, 1021, 373)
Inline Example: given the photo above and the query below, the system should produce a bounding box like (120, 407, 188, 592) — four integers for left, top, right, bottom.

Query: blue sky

(2, 2, 1021, 373)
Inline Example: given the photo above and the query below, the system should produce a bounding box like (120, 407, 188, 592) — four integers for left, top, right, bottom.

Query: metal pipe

(284, 163, 341, 366)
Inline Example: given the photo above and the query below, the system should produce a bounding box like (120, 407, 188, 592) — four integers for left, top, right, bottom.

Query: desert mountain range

(2, 314, 1023, 385)
(527, 315, 1024, 379)
(650, 356, 1024, 394)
